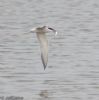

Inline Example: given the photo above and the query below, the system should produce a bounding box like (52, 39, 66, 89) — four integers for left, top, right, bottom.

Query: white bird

(31, 26, 57, 69)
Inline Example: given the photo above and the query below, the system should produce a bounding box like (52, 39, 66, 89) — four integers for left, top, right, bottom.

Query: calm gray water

(0, 0, 99, 100)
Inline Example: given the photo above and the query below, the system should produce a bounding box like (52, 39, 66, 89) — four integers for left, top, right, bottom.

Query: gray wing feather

(36, 32, 48, 69)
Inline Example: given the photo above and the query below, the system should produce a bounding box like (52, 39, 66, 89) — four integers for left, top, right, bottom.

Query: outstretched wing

(36, 32, 48, 69)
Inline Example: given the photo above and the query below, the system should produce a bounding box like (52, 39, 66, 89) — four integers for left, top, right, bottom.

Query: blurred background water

(0, 0, 99, 100)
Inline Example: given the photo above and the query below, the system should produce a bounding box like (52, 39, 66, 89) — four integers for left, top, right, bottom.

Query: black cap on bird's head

(48, 27, 57, 36)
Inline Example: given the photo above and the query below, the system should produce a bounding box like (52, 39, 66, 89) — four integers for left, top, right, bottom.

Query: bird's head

(42, 26, 58, 35)
(30, 26, 57, 36)
(48, 27, 57, 36)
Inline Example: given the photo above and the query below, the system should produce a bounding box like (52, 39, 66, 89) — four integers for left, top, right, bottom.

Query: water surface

(0, 0, 99, 100)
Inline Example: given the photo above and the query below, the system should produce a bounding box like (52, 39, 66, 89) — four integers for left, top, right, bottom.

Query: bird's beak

(55, 31, 58, 36)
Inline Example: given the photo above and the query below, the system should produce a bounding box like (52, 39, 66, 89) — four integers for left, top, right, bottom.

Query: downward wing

(36, 32, 48, 69)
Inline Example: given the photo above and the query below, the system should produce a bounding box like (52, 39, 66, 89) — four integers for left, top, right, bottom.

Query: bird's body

(31, 26, 57, 69)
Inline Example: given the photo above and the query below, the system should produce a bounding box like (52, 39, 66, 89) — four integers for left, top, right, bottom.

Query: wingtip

(44, 67, 46, 70)
(43, 63, 47, 70)
(30, 28, 36, 32)
(41, 54, 47, 70)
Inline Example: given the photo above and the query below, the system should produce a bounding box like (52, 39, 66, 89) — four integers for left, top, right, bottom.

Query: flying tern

(31, 26, 57, 69)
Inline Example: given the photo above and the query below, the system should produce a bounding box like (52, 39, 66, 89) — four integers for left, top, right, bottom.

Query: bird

(30, 26, 57, 69)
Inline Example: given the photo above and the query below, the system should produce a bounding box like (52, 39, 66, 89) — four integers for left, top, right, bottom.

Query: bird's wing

(36, 32, 48, 69)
